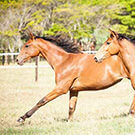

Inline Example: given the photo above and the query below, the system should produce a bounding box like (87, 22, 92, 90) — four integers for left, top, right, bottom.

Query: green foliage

(43, 23, 69, 35)
(0, 0, 135, 52)
(111, 0, 135, 35)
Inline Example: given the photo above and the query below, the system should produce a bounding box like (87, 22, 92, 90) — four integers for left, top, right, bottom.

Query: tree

(111, 0, 135, 37)
(0, 0, 134, 53)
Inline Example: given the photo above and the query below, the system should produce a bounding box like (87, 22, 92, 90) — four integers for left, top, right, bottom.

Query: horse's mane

(118, 33, 135, 44)
(35, 35, 81, 53)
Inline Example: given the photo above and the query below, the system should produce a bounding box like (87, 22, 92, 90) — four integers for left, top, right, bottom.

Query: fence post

(35, 56, 39, 82)
(5, 51, 8, 65)
(2, 50, 5, 65)
(7, 49, 10, 65)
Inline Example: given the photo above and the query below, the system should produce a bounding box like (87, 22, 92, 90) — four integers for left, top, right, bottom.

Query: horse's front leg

(68, 91, 78, 121)
(17, 87, 68, 123)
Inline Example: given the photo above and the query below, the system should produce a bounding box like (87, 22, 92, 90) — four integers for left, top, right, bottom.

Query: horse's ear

(108, 29, 118, 39)
(29, 32, 35, 40)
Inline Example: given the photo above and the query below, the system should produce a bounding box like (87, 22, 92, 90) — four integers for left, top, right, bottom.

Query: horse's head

(16, 33, 40, 65)
(94, 29, 120, 62)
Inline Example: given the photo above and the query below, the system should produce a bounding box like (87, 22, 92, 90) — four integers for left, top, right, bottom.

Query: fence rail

(83, 51, 96, 54)
(0, 51, 96, 56)
(0, 65, 50, 69)
(0, 51, 97, 69)
(0, 53, 19, 56)
(0, 51, 97, 81)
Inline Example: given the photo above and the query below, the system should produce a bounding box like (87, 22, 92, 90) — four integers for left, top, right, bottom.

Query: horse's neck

(38, 39, 69, 70)
(119, 39, 135, 74)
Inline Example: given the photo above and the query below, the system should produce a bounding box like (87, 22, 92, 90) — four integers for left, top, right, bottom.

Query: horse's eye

(106, 42, 110, 45)
(25, 45, 29, 48)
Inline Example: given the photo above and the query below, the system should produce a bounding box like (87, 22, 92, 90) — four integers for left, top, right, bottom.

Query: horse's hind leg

(129, 77, 135, 114)
(129, 95, 135, 114)
(68, 91, 78, 121)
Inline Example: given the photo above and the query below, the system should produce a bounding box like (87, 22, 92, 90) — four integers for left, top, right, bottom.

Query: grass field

(0, 62, 135, 135)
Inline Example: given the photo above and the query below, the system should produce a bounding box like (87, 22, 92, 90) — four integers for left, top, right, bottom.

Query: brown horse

(16, 33, 129, 123)
(94, 29, 135, 115)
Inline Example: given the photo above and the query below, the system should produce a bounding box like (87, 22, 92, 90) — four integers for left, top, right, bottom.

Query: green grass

(0, 62, 135, 135)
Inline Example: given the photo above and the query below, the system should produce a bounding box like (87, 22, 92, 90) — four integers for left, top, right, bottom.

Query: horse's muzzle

(16, 58, 24, 66)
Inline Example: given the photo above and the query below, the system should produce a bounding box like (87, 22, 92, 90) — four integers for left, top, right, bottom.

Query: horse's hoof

(67, 118, 73, 122)
(17, 117, 25, 124)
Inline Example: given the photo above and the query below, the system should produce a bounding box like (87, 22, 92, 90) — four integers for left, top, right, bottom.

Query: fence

(0, 51, 96, 81)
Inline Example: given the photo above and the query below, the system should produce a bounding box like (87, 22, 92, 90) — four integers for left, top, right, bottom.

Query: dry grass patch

(0, 62, 135, 135)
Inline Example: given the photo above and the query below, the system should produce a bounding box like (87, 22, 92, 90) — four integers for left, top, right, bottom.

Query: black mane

(118, 33, 135, 43)
(35, 35, 81, 53)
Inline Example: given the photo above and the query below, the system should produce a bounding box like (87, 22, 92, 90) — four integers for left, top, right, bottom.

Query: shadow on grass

(0, 127, 45, 135)
(54, 117, 68, 122)
(99, 112, 130, 120)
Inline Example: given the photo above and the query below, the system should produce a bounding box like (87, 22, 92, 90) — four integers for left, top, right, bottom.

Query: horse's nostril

(94, 57, 98, 62)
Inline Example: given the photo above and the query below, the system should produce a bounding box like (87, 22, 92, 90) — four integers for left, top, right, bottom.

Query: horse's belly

(71, 75, 123, 91)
